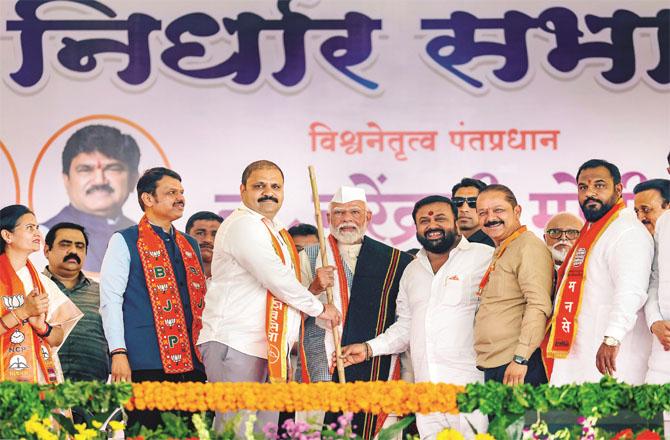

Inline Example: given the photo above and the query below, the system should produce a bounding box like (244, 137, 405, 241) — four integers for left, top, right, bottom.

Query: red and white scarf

(137, 216, 207, 374)
(542, 200, 625, 377)
(0, 254, 58, 383)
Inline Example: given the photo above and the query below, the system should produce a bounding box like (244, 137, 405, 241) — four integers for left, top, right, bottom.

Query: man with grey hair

(543, 212, 584, 270)
(299, 186, 413, 440)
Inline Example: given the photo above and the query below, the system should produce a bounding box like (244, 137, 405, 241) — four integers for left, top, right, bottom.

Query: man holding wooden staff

(299, 185, 413, 440)
(197, 160, 340, 433)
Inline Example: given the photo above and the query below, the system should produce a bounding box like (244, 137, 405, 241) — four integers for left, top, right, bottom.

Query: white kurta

(550, 209, 653, 385)
(367, 238, 493, 439)
(644, 211, 670, 383)
(197, 204, 324, 358)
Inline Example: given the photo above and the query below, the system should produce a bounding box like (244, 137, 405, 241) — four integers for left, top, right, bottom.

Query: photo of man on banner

(42, 125, 141, 273)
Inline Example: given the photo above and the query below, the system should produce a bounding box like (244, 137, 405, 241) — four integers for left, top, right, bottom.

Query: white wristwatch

(603, 336, 620, 347)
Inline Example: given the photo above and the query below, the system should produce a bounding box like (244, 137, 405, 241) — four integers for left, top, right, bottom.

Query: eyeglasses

(545, 228, 580, 240)
(452, 197, 477, 209)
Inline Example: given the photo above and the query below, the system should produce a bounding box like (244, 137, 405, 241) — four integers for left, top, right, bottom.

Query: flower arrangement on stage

(457, 377, 669, 440)
(24, 414, 125, 440)
(126, 381, 463, 415)
(3, 377, 669, 439)
(520, 416, 662, 440)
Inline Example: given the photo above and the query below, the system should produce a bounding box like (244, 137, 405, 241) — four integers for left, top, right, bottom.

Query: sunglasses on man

(545, 228, 580, 240)
(452, 197, 478, 208)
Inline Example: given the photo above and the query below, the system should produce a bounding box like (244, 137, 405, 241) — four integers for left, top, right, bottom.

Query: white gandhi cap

(330, 186, 367, 204)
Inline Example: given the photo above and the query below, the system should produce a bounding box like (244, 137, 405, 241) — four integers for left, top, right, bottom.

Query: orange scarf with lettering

(137, 216, 207, 374)
(0, 254, 57, 383)
(542, 200, 625, 378)
(262, 221, 302, 383)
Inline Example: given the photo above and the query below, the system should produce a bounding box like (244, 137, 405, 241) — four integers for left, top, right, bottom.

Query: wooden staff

(308, 165, 346, 383)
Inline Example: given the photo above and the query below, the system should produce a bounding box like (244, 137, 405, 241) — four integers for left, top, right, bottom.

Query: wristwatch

(512, 355, 529, 365)
(603, 336, 620, 347)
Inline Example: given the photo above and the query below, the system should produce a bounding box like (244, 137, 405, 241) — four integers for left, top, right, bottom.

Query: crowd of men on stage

(1, 136, 669, 438)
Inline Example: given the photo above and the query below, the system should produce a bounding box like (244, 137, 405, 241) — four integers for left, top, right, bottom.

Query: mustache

(173, 201, 184, 207)
(86, 184, 113, 195)
(199, 242, 214, 249)
(63, 253, 81, 264)
(484, 220, 503, 228)
(423, 228, 445, 239)
(337, 222, 359, 231)
(583, 197, 603, 207)
(258, 195, 279, 203)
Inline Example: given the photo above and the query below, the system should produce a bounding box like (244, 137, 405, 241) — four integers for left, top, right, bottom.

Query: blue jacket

(119, 224, 204, 371)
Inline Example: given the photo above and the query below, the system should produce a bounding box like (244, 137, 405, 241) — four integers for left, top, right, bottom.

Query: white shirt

(644, 211, 670, 327)
(197, 204, 324, 358)
(643, 211, 670, 383)
(550, 208, 653, 385)
(367, 238, 493, 385)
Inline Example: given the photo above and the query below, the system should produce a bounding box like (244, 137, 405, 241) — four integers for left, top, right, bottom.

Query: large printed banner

(1, 0, 668, 271)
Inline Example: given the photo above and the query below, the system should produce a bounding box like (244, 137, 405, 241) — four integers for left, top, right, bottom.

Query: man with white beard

(543, 212, 584, 270)
(299, 186, 413, 440)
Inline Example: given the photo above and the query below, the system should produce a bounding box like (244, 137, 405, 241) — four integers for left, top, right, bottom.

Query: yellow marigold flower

(436, 428, 465, 440)
(92, 420, 103, 429)
(39, 429, 58, 440)
(126, 380, 461, 414)
(109, 420, 125, 432)
(24, 414, 42, 433)
(74, 428, 98, 440)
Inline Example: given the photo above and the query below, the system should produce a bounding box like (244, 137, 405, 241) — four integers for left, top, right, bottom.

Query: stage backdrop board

(1, 0, 668, 271)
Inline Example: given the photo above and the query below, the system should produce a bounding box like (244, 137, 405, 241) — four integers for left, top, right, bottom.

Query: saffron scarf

(262, 221, 303, 383)
(136, 216, 207, 374)
(477, 226, 528, 296)
(328, 234, 350, 335)
(0, 254, 58, 383)
(542, 200, 625, 378)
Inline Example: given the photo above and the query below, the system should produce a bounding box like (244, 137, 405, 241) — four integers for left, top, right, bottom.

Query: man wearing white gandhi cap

(298, 185, 413, 440)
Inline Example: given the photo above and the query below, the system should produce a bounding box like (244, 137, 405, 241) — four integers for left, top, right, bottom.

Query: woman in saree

(0, 204, 82, 383)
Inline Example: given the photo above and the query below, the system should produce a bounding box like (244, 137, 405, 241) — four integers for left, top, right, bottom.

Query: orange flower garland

(125, 381, 462, 415)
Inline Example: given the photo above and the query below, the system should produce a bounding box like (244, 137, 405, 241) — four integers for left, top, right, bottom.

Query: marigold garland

(125, 381, 463, 415)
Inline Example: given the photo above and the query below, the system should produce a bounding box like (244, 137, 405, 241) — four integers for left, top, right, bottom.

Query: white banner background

(1, 0, 668, 267)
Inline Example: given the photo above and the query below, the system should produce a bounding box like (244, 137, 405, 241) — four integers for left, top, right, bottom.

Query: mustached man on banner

(544, 159, 653, 384)
(644, 153, 670, 384)
(337, 195, 492, 438)
(197, 160, 340, 434)
(299, 185, 413, 440)
(100, 167, 207, 429)
(44, 125, 141, 273)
